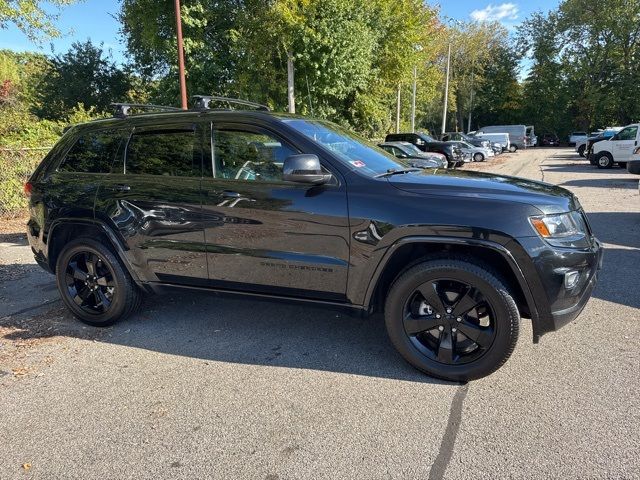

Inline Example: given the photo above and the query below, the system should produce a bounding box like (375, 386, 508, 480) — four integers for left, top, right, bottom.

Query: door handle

(222, 190, 241, 199)
(111, 184, 131, 192)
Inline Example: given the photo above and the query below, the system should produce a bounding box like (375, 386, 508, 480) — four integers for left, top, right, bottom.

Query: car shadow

(561, 178, 639, 189)
(0, 231, 28, 245)
(0, 278, 453, 385)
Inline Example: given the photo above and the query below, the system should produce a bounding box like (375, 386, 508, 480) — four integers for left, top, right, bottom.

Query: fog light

(564, 270, 580, 289)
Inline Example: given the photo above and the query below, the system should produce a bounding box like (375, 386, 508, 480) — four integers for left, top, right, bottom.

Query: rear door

(611, 125, 638, 162)
(200, 121, 350, 300)
(95, 122, 208, 285)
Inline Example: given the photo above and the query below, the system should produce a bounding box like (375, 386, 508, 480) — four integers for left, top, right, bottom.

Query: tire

(473, 152, 484, 162)
(384, 258, 519, 381)
(55, 237, 141, 327)
(618, 162, 627, 169)
(508, 145, 517, 153)
(578, 145, 586, 157)
(596, 152, 614, 169)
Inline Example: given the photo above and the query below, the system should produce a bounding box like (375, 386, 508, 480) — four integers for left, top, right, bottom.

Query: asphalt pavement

(0, 148, 638, 479)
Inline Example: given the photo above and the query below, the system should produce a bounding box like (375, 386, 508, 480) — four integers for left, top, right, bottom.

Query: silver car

(448, 141, 494, 162)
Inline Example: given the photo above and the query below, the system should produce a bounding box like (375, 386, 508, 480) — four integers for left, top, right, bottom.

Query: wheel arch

(46, 219, 140, 283)
(364, 236, 541, 342)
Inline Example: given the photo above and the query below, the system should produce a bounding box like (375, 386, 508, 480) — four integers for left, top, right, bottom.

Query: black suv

(385, 132, 464, 168)
(26, 97, 603, 381)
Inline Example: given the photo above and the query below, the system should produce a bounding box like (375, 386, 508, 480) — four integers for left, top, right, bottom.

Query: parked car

(384, 132, 464, 168)
(585, 128, 623, 161)
(472, 132, 510, 152)
(540, 133, 560, 146)
(447, 141, 494, 162)
(590, 123, 640, 169)
(378, 141, 448, 169)
(440, 131, 492, 150)
(575, 131, 604, 157)
(568, 132, 587, 146)
(25, 97, 603, 381)
(477, 125, 528, 151)
(627, 147, 640, 175)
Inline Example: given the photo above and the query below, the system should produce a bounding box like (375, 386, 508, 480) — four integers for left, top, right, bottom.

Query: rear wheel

(384, 258, 519, 381)
(55, 237, 141, 327)
(596, 152, 614, 169)
(508, 145, 517, 153)
(473, 152, 484, 162)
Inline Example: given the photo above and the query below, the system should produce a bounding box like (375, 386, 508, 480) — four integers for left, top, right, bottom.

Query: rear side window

(58, 129, 122, 173)
(125, 127, 200, 177)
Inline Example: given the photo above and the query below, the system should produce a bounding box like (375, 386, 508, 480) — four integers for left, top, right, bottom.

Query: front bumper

(514, 235, 603, 338)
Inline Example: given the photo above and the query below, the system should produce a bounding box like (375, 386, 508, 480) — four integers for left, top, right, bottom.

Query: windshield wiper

(374, 168, 421, 178)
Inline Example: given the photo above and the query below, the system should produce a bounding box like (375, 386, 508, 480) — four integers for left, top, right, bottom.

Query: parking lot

(1, 147, 638, 479)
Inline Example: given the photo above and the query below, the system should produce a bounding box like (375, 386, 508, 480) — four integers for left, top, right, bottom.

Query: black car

(378, 141, 448, 168)
(384, 132, 464, 168)
(540, 133, 560, 146)
(25, 97, 603, 381)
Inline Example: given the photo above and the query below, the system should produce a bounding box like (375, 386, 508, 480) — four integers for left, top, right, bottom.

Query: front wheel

(596, 152, 614, 169)
(578, 145, 586, 157)
(55, 237, 141, 327)
(508, 145, 517, 153)
(384, 259, 519, 381)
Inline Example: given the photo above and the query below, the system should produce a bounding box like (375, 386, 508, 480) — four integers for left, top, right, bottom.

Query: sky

(0, 0, 560, 64)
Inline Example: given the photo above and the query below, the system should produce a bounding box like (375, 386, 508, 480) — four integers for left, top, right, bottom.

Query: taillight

(24, 182, 33, 196)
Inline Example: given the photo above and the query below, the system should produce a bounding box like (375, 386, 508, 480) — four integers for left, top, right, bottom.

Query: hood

(387, 169, 578, 214)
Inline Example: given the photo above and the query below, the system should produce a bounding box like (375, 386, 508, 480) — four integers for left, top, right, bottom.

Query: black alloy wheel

(55, 237, 141, 326)
(385, 258, 519, 381)
(402, 279, 496, 365)
(64, 251, 115, 315)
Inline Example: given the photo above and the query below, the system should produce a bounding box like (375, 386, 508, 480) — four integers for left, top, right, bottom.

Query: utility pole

(174, 0, 188, 110)
(411, 65, 417, 133)
(287, 52, 295, 114)
(441, 42, 451, 135)
(396, 84, 401, 133)
(467, 68, 475, 133)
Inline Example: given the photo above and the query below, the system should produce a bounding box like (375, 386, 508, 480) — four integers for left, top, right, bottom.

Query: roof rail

(111, 103, 182, 118)
(192, 95, 270, 112)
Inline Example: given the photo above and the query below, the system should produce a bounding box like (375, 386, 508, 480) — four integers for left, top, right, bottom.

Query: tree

(119, 0, 442, 137)
(0, 0, 77, 41)
(37, 40, 132, 119)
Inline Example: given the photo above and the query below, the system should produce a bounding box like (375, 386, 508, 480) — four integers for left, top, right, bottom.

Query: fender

(46, 217, 144, 285)
(363, 235, 542, 342)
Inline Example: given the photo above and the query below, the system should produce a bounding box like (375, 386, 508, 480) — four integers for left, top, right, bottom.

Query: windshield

(283, 119, 409, 176)
(403, 143, 424, 155)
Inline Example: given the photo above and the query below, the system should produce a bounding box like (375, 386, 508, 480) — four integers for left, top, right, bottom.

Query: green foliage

(37, 40, 133, 120)
(0, 0, 78, 41)
(119, 0, 442, 137)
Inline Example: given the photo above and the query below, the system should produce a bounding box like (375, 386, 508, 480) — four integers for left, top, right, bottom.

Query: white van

(473, 132, 510, 152)
(591, 123, 640, 169)
(477, 125, 527, 151)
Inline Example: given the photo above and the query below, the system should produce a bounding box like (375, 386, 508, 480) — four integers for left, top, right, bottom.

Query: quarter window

(212, 129, 297, 182)
(59, 130, 123, 173)
(126, 127, 199, 177)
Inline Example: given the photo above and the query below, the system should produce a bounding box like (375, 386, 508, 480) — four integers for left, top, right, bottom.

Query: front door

(95, 122, 208, 285)
(612, 125, 638, 162)
(200, 123, 350, 301)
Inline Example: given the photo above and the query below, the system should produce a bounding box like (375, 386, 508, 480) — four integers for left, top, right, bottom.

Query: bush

(0, 107, 62, 217)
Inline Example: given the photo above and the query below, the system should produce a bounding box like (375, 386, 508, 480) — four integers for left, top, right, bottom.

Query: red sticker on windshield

(350, 160, 366, 168)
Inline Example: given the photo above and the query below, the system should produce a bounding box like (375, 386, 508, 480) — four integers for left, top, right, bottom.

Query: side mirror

(283, 154, 332, 185)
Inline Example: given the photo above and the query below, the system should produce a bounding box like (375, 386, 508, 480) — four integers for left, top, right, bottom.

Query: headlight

(529, 211, 590, 248)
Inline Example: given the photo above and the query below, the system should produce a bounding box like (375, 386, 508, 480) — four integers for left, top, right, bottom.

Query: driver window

(212, 129, 298, 181)
(617, 127, 638, 141)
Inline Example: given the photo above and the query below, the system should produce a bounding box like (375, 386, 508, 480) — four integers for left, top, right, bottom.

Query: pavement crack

(427, 383, 469, 480)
